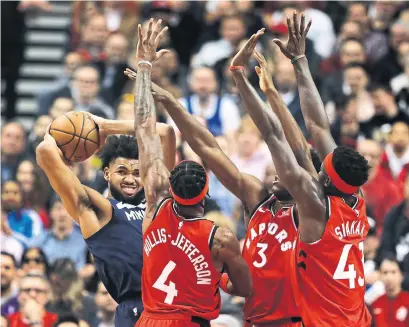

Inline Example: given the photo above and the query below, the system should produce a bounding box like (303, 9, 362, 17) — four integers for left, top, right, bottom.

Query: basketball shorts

(135, 312, 210, 327)
(115, 297, 143, 327)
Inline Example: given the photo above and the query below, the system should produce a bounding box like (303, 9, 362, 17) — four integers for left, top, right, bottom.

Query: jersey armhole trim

(325, 196, 331, 222)
(248, 193, 275, 221)
(152, 197, 172, 221)
(291, 205, 298, 231)
(208, 225, 218, 250)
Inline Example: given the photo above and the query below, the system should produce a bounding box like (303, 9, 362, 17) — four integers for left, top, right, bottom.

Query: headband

(170, 162, 209, 206)
(323, 152, 359, 194)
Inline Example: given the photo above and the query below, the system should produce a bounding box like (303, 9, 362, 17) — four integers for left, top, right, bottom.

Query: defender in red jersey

(132, 20, 251, 327)
(269, 12, 372, 327)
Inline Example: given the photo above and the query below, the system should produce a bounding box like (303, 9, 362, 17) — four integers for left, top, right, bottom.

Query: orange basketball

(49, 112, 99, 162)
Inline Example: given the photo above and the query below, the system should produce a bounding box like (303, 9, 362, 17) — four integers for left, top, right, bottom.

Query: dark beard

(109, 183, 145, 206)
(274, 189, 293, 202)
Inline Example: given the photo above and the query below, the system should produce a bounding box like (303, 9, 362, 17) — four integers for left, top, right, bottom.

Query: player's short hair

(1, 251, 17, 268)
(54, 315, 80, 327)
(331, 146, 369, 187)
(99, 135, 139, 169)
(310, 148, 322, 173)
(169, 161, 208, 206)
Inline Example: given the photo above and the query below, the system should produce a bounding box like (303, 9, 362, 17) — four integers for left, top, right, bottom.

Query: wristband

(137, 60, 152, 68)
(220, 273, 230, 293)
(229, 65, 244, 71)
(291, 54, 306, 64)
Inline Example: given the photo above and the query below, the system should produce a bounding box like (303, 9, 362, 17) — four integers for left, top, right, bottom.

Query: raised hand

(231, 28, 265, 67)
(152, 82, 173, 103)
(124, 68, 137, 81)
(253, 49, 274, 93)
(273, 11, 311, 60)
(136, 18, 170, 64)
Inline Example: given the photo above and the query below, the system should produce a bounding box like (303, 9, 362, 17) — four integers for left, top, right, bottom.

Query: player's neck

(174, 204, 203, 219)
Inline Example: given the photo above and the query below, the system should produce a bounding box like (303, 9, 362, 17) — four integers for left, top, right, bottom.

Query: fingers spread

(155, 26, 168, 46)
(293, 11, 299, 37)
(300, 13, 305, 35)
(146, 18, 154, 41)
(304, 19, 312, 37)
(152, 19, 162, 43)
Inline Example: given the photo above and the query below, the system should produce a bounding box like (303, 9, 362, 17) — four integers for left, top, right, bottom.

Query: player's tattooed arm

(133, 19, 170, 234)
(212, 227, 252, 297)
(274, 12, 337, 159)
(230, 30, 317, 178)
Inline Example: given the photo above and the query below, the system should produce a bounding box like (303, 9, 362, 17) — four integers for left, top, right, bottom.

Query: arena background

(1, 1, 409, 326)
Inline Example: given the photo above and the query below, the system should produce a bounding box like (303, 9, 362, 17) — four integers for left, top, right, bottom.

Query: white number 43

(153, 260, 179, 304)
(333, 241, 365, 289)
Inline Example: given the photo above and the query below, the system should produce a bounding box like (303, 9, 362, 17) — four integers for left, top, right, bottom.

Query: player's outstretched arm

(230, 31, 317, 177)
(274, 12, 336, 159)
(212, 227, 252, 297)
(91, 115, 176, 170)
(36, 133, 112, 238)
(133, 19, 171, 234)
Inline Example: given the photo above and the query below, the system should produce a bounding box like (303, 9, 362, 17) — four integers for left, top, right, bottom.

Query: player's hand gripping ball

(49, 111, 99, 162)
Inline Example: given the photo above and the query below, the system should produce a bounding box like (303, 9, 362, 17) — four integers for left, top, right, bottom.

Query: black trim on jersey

(191, 316, 210, 327)
(248, 193, 275, 221)
(325, 196, 330, 222)
(152, 197, 172, 222)
(208, 225, 218, 250)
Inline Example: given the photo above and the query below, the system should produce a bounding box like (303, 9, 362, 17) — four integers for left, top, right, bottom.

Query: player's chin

(273, 188, 293, 202)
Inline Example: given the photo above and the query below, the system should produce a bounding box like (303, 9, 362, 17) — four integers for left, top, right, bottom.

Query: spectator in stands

(16, 160, 51, 228)
(358, 139, 402, 230)
(94, 33, 129, 105)
(76, 14, 108, 62)
(150, 65, 182, 101)
(47, 259, 96, 324)
(49, 98, 74, 119)
(377, 175, 409, 265)
(171, 66, 240, 137)
(273, 57, 307, 135)
(54, 315, 80, 327)
(91, 281, 117, 327)
(31, 197, 87, 270)
(363, 218, 380, 285)
(102, 1, 140, 41)
(391, 41, 409, 116)
(1, 180, 43, 246)
(1, 122, 27, 183)
(231, 115, 271, 182)
(321, 38, 367, 104)
(1, 252, 19, 317)
(27, 115, 53, 157)
(376, 121, 409, 195)
(1, 213, 23, 265)
(362, 86, 409, 139)
(20, 248, 49, 277)
(347, 2, 389, 62)
(7, 273, 57, 327)
(115, 98, 133, 120)
(191, 15, 246, 68)
(38, 53, 83, 113)
(39, 66, 114, 119)
(374, 20, 409, 86)
(205, 211, 235, 232)
(370, 256, 409, 327)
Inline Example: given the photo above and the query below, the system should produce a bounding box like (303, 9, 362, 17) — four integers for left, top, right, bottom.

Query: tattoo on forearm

(134, 69, 155, 127)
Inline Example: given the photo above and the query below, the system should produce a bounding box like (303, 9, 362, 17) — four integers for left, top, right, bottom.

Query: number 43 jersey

(242, 194, 300, 324)
(291, 195, 372, 327)
(141, 198, 222, 320)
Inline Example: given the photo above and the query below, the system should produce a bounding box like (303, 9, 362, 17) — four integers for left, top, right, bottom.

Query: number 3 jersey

(242, 194, 300, 324)
(141, 198, 222, 320)
(291, 195, 372, 327)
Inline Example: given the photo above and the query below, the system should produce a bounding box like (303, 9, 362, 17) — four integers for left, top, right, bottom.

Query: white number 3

(153, 260, 179, 304)
(253, 243, 268, 268)
(333, 241, 365, 289)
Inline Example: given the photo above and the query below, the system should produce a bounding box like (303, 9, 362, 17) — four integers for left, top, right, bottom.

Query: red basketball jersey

(142, 198, 222, 320)
(291, 195, 372, 327)
(242, 194, 300, 324)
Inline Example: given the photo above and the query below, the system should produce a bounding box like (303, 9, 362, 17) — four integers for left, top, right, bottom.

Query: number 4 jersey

(291, 195, 372, 327)
(141, 197, 222, 320)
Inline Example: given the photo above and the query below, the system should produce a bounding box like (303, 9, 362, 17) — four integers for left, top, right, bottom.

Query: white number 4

(333, 242, 365, 289)
(253, 243, 268, 268)
(153, 260, 178, 304)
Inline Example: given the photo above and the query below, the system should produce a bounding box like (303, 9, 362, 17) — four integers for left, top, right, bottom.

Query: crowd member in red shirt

(8, 273, 57, 327)
(370, 255, 409, 327)
(358, 139, 402, 231)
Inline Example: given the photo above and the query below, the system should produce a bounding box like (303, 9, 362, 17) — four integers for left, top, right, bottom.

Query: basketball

(49, 111, 99, 162)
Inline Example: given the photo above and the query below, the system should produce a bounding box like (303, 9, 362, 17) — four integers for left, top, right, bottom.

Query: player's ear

(103, 167, 110, 182)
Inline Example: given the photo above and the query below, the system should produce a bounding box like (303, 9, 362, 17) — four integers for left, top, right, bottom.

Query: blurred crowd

(2, 1, 409, 326)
